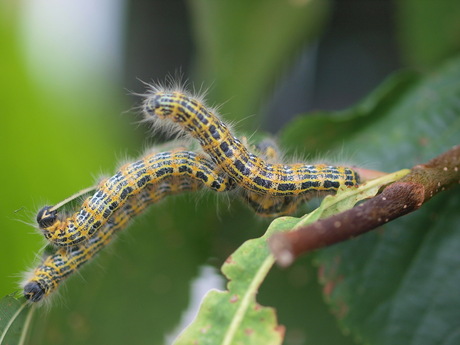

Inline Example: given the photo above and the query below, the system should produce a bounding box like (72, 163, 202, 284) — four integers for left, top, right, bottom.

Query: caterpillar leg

(242, 138, 303, 217)
(38, 149, 235, 247)
(24, 177, 201, 302)
(143, 88, 360, 196)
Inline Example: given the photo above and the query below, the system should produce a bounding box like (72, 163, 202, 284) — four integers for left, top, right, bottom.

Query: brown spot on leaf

(275, 325, 286, 337)
(244, 328, 254, 336)
(322, 275, 344, 298)
(225, 255, 235, 264)
(323, 281, 334, 297)
(229, 294, 239, 303)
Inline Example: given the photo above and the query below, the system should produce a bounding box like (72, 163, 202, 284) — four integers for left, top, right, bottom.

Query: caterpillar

(38, 149, 236, 247)
(25, 138, 301, 301)
(24, 85, 361, 301)
(142, 87, 360, 196)
(24, 176, 202, 302)
(37, 138, 311, 247)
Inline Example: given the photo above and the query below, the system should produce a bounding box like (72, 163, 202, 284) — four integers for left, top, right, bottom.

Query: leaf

(279, 71, 419, 154)
(188, 0, 331, 126)
(173, 167, 409, 344)
(280, 55, 460, 344)
(0, 295, 34, 345)
(297, 169, 410, 226)
(396, 0, 460, 70)
(173, 216, 295, 345)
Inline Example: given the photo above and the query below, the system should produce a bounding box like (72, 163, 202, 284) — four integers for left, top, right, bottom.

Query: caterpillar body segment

(241, 138, 305, 217)
(143, 90, 360, 197)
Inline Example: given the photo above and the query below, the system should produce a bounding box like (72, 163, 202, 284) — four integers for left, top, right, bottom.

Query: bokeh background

(1, 1, 459, 344)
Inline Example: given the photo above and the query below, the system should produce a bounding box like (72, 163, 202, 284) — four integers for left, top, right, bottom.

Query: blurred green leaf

(279, 71, 418, 154)
(188, 0, 331, 127)
(396, 0, 460, 70)
(0, 6, 134, 302)
(280, 56, 460, 344)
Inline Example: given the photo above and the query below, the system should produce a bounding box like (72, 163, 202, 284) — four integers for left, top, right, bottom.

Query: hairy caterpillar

(24, 138, 296, 301)
(25, 138, 303, 301)
(24, 176, 202, 302)
(38, 149, 236, 247)
(24, 81, 361, 302)
(37, 144, 300, 247)
(142, 87, 360, 196)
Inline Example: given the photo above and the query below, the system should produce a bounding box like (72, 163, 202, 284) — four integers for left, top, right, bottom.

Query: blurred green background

(1, 1, 459, 344)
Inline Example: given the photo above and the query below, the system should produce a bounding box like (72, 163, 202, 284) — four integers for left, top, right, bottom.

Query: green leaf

(301, 169, 410, 224)
(280, 56, 460, 344)
(279, 71, 418, 154)
(396, 0, 460, 70)
(0, 4, 135, 302)
(173, 168, 408, 344)
(188, 0, 331, 127)
(0, 295, 34, 345)
(173, 216, 296, 345)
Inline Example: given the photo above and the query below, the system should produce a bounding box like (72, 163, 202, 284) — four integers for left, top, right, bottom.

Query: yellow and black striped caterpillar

(143, 88, 360, 196)
(37, 141, 308, 248)
(25, 85, 361, 302)
(24, 176, 202, 302)
(37, 149, 235, 247)
(25, 142, 295, 301)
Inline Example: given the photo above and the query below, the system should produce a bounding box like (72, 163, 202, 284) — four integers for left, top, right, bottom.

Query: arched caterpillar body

(38, 150, 236, 247)
(143, 89, 360, 196)
(24, 176, 202, 302)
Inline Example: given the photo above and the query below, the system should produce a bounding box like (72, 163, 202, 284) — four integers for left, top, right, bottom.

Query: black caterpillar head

(143, 93, 173, 119)
(23, 281, 46, 302)
(36, 206, 58, 229)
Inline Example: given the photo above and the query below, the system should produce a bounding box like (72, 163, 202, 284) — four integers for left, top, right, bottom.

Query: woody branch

(269, 145, 460, 267)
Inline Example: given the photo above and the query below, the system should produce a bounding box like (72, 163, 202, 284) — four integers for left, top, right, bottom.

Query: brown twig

(269, 145, 460, 267)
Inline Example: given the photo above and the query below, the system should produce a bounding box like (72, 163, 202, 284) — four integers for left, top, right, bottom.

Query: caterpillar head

(36, 206, 57, 229)
(143, 92, 176, 120)
(23, 281, 46, 302)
